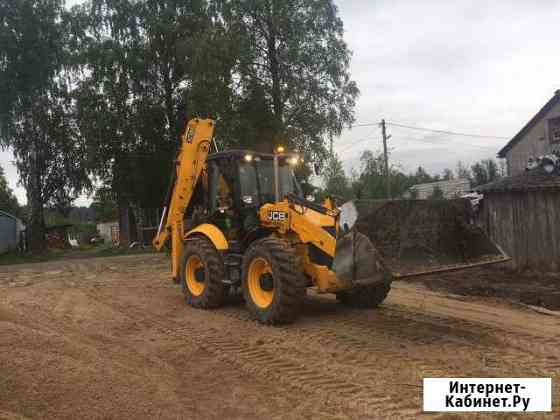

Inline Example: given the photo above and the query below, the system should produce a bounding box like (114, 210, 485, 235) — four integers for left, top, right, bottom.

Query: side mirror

(338, 201, 358, 233)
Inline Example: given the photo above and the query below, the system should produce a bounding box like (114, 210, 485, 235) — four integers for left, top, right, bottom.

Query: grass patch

(94, 245, 156, 257)
(0, 245, 156, 266)
(0, 249, 66, 266)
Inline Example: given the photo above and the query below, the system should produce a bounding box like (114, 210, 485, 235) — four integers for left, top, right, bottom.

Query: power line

(346, 120, 509, 139)
(339, 134, 497, 157)
(390, 136, 498, 151)
(348, 122, 380, 128)
(385, 121, 508, 140)
(337, 136, 378, 153)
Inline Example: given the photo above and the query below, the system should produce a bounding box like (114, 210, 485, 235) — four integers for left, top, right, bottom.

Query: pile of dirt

(354, 199, 501, 275)
(411, 266, 560, 311)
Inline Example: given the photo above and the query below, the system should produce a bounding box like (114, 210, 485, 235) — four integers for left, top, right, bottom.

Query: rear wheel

(242, 237, 304, 324)
(180, 237, 226, 308)
(336, 280, 392, 309)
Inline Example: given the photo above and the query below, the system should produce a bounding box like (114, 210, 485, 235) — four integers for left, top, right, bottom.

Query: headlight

(288, 156, 299, 165)
(244, 154, 253, 162)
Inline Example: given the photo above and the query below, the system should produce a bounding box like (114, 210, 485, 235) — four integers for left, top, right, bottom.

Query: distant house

(406, 178, 471, 199)
(0, 211, 25, 254)
(498, 90, 560, 176)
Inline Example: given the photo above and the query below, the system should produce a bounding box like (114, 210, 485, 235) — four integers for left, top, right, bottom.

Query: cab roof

(207, 149, 296, 161)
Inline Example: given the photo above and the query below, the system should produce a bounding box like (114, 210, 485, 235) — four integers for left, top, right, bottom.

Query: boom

(153, 118, 215, 280)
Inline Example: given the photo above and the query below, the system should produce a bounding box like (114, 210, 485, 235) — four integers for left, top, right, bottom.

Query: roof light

(244, 154, 253, 162)
(288, 156, 299, 165)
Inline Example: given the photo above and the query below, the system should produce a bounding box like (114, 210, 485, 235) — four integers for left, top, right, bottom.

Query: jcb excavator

(153, 118, 508, 324)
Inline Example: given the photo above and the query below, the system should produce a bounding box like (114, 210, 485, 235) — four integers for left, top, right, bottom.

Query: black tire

(180, 237, 226, 309)
(242, 237, 305, 324)
(336, 280, 392, 309)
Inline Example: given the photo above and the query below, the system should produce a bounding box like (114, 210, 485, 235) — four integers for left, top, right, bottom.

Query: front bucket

(354, 199, 510, 279)
(333, 230, 390, 286)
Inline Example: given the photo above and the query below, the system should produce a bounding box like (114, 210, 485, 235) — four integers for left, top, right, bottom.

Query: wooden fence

(480, 190, 560, 272)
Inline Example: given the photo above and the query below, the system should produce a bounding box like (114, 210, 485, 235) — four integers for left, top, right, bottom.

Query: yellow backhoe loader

(154, 118, 509, 324)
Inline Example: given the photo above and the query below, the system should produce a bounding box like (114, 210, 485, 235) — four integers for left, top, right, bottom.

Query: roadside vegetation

(0, 244, 155, 266)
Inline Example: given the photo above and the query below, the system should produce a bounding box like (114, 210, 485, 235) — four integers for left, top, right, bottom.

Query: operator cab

(204, 150, 303, 241)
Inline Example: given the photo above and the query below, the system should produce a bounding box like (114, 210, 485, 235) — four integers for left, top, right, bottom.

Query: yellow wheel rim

(185, 255, 205, 296)
(247, 257, 274, 309)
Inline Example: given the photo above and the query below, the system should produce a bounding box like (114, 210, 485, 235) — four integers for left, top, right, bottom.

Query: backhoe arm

(153, 118, 215, 279)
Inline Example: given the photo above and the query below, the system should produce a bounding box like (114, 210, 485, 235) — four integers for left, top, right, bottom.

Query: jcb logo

(268, 211, 287, 222)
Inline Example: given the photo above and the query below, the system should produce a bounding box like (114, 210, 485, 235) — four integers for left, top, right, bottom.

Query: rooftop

(497, 89, 560, 158)
(477, 169, 560, 193)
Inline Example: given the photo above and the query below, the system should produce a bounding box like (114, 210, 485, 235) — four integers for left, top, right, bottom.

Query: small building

(0, 210, 25, 254)
(97, 221, 119, 244)
(498, 90, 560, 176)
(406, 178, 471, 199)
(477, 170, 560, 272)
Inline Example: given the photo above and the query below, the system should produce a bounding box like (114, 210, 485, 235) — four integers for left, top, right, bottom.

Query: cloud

(334, 0, 560, 175)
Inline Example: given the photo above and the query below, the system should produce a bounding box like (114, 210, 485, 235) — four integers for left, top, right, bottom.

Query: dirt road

(1, 255, 558, 419)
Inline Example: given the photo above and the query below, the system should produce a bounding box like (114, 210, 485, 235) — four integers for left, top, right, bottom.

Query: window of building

(549, 116, 560, 143)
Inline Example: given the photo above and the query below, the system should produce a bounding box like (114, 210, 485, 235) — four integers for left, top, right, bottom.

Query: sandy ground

(412, 267, 560, 311)
(1, 254, 558, 420)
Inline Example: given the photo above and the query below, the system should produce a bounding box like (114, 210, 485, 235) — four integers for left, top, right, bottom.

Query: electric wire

(347, 120, 508, 139)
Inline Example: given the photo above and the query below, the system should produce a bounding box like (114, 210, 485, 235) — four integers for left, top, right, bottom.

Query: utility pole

(380, 119, 392, 199)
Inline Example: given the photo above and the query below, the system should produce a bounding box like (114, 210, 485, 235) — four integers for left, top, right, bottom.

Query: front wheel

(180, 237, 226, 309)
(242, 237, 304, 324)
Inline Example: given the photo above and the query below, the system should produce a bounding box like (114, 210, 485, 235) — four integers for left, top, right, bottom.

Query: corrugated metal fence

(0, 213, 17, 254)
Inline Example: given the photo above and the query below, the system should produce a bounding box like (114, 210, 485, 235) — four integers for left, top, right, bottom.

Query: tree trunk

(26, 172, 46, 254)
(118, 198, 140, 248)
(118, 198, 131, 248)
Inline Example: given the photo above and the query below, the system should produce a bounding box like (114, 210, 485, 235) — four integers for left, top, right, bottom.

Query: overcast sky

(2, 0, 559, 205)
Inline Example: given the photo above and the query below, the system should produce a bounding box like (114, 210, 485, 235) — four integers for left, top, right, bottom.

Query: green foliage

(0, 250, 59, 266)
(219, 0, 359, 162)
(0, 165, 20, 216)
(70, 0, 358, 213)
(351, 150, 387, 199)
(349, 151, 433, 200)
(0, 0, 91, 252)
(321, 153, 351, 200)
(94, 244, 156, 257)
(2, 0, 359, 249)
(71, 0, 185, 209)
(90, 188, 118, 222)
(470, 159, 500, 187)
